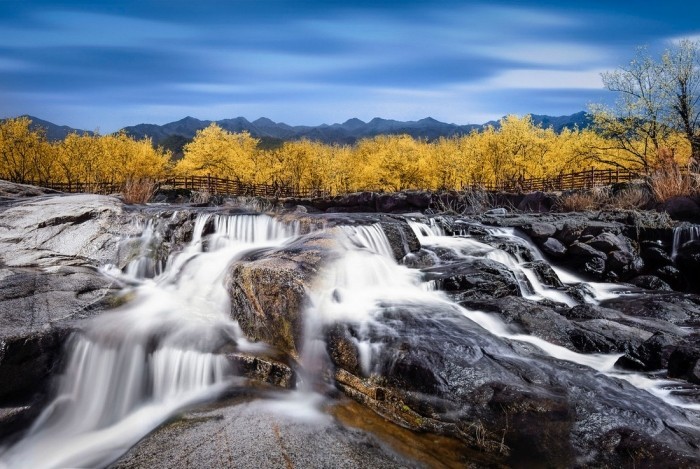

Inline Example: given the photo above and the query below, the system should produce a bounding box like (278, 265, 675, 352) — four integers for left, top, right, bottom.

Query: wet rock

(569, 241, 607, 260)
(675, 240, 700, 292)
(654, 265, 684, 290)
(606, 250, 643, 280)
(226, 232, 341, 358)
(110, 397, 416, 469)
(567, 242, 606, 278)
(226, 353, 295, 389)
(401, 249, 439, 269)
(540, 237, 567, 258)
(328, 307, 700, 467)
(601, 293, 700, 327)
(668, 338, 700, 384)
(379, 219, 421, 261)
(0, 265, 124, 404)
(462, 297, 650, 354)
(640, 245, 673, 269)
(615, 332, 677, 371)
(628, 275, 673, 291)
(587, 232, 632, 253)
(422, 259, 520, 300)
(525, 222, 557, 239)
(521, 261, 564, 288)
(559, 221, 586, 245)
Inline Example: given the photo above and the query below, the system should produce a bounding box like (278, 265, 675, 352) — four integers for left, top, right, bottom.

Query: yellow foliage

(174, 124, 259, 182)
(0, 117, 51, 183)
(3, 113, 691, 195)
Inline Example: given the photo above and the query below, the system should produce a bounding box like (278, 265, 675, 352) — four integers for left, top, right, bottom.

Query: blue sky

(1, 0, 698, 132)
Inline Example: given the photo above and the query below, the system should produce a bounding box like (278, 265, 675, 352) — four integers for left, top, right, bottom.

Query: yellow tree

(0, 117, 49, 183)
(175, 124, 259, 182)
(55, 132, 104, 184)
(353, 135, 427, 191)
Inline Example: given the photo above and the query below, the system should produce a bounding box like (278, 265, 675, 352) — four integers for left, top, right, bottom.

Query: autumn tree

(175, 124, 259, 182)
(0, 117, 51, 183)
(592, 40, 700, 172)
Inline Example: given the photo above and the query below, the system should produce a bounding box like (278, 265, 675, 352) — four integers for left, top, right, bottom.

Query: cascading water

(2, 210, 698, 467)
(408, 220, 580, 306)
(0, 212, 300, 469)
(672, 223, 700, 259)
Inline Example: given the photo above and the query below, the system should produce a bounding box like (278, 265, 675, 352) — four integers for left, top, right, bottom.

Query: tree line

(1, 39, 698, 195)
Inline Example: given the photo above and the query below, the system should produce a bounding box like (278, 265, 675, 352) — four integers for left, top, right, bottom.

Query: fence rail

(464, 168, 641, 193)
(26, 168, 643, 199)
(30, 176, 329, 199)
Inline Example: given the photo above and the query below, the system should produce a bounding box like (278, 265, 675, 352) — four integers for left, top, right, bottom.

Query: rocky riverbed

(1, 181, 699, 468)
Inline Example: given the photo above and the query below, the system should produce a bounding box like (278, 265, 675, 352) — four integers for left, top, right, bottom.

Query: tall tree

(661, 39, 700, 168)
(592, 40, 700, 172)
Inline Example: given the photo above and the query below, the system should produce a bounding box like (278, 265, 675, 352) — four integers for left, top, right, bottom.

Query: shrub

(609, 185, 651, 209)
(122, 178, 157, 204)
(557, 188, 610, 211)
(649, 164, 697, 202)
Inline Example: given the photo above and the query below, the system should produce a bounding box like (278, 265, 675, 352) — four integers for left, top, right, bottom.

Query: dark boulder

(422, 259, 520, 300)
(615, 332, 677, 371)
(525, 222, 557, 239)
(375, 193, 411, 213)
(567, 241, 607, 278)
(641, 245, 674, 269)
(658, 196, 700, 222)
(540, 237, 567, 258)
(675, 240, 700, 291)
(668, 338, 700, 384)
(327, 306, 700, 466)
(517, 192, 556, 212)
(628, 275, 673, 291)
(587, 232, 633, 253)
(379, 219, 421, 261)
(606, 250, 643, 280)
(522, 261, 564, 288)
(226, 231, 341, 359)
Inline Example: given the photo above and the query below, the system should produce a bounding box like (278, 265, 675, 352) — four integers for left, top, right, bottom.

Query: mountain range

(20, 112, 592, 148)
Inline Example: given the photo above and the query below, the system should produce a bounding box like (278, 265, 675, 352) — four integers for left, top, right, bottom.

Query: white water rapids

(0, 213, 300, 469)
(1, 212, 698, 468)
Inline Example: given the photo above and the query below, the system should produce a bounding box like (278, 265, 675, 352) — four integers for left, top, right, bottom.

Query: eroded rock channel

(0, 181, 699, 468)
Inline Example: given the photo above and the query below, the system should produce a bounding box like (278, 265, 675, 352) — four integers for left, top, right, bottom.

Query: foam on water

(0, 213, 300, 469)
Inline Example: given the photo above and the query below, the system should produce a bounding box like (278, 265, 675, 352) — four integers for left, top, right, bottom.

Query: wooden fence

(30, 176, 328, 199)
(27, 168, 642, 199)
(464, 168, 641, 193)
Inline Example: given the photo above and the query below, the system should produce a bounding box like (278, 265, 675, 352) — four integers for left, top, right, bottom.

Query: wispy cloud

(0, 0, 697, 130)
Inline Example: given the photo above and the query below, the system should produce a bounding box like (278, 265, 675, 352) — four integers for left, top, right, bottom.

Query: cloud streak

(0, 0, 698, 131)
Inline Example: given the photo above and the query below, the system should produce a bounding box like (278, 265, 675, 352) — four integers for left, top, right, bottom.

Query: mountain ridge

(11, 112, 592, 144)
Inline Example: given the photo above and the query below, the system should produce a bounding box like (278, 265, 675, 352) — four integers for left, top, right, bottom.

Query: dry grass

(610, 185, 651, 209)
(190, 190, 212, 204)
(557, 189, 609, 211)
(649, 164, 698, 202)
(122, 178, 157, 204)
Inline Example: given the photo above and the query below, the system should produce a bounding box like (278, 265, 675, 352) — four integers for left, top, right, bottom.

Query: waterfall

(672, 224, 700, 259)
(0, 213, 299, 469)
(409, 220, 580, 306)
(340, 224, 394, 258)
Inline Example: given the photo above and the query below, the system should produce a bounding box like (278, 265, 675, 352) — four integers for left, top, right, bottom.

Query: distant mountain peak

(12, 112, 592, 145)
